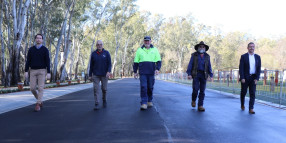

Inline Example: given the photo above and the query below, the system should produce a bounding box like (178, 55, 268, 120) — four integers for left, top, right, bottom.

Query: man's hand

(254, 79, 257, 85)
(134, 73, 139, 79)
(188, 75, 192, 80)
(106, 72, 111, 78)
(155, 70, 159, 75)
(46, 73, 51, 80)
(25, 72, 29, 79)
(88, 76, 93, 82)
(241, 79, 245, 83)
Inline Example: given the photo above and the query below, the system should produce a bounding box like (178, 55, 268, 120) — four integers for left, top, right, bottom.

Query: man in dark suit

(239, 42, 261, 114)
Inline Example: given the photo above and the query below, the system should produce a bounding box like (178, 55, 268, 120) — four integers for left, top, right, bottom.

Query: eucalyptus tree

(2, 0, 31, 86)
(51, 0, 74, 82)
(109, 0, 137, 76)
(158, 16, 197, 73)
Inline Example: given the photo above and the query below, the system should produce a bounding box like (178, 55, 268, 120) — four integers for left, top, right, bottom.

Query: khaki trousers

(92, 76, 108, 104)
(30, 69, 46, 103)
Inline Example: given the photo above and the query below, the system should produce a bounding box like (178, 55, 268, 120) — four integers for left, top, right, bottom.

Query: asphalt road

(0, 78, 285, 143)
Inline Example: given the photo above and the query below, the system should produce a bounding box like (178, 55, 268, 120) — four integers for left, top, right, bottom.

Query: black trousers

(192, 72, 207, 106)
(240, 75, 256, 109)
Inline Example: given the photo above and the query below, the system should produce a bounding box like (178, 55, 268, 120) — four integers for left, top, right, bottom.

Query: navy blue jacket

(25, 46, 50, 73)
(239, 53, 261, 81)
(89, 49, 111, 77)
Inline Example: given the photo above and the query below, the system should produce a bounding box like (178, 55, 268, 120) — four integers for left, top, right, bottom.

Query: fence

(156, 69, 286, 107)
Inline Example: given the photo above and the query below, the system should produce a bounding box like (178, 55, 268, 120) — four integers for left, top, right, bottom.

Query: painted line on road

(153, 105, 174, 143)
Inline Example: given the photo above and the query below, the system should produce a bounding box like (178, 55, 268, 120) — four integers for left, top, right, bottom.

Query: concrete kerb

(0, 79, 122, 114)
(158, 79, 286, 110)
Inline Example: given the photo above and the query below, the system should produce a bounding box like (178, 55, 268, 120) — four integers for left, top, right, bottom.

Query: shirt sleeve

(45, 48, 51, 73)
(155, 48, 162, 70)
(133, 49, 140, 73)
(186, 56, 194, 76)
(89, 53, 94, 77)
(239, 55, 245, 80)
(25, 48, 31, 72)
(107, 51, 112, 73)
(208, 58, 213, 78)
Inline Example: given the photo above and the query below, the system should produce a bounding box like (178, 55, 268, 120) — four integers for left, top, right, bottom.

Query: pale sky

(136, 0, 286, 38)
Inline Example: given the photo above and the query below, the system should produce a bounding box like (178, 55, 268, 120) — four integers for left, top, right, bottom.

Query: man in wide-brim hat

(186, 41, 213, 112)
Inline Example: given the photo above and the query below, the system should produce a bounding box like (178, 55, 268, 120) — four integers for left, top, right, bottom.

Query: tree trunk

(121, 36, 130, 77)
(3, 0, 12, 87)
(68, 36, 75, 80)
(0, 2, 6, 86)
(28, 0, 38, 49)
(74, 39, 80, 79)
(60, 0, 75, 81)
(9, 0, 31, 85)
(52, 5, 71, 82)
(111, 29, 122, 77)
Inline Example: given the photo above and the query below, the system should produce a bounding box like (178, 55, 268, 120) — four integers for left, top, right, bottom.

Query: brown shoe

(191, 101, 196, 107)
(34, 103, 41, 112)
(241, 105, 245, 111)
(198, 106, 205, 112)
(249, 109, 255, 114)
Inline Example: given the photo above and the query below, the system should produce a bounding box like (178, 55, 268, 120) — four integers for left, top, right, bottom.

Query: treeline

(1, 0, 286, 87)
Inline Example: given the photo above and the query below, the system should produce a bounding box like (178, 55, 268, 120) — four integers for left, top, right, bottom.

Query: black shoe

(94, 104, 100, 110)
(103, 100, 107, 108)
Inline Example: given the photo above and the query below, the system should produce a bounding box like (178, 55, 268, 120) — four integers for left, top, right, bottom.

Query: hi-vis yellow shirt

(133, 46, 161, 74)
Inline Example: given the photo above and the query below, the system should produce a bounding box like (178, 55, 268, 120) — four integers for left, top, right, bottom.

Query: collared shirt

(249, 53, 256, 74)
(36, 44, 43, 49)
(198, 53, 205, 71)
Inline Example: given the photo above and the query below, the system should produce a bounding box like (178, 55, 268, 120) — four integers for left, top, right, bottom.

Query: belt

(250, 74, 255, 76)
(197, 70, 204, 73)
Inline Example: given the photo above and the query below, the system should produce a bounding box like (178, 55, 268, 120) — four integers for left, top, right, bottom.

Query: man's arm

(133, 49, 140, 73)
(208, 58, 213, 78)
(45, 48, 51, 73)
(25, 48, 31, 72)
(155, 48, 162, 71)
(107, 51, 112, 73)
(256, 55, 261, 81)
(186, 56, 194, 76)
(239, 55, 245, 80)
(89, 53, 94, 77)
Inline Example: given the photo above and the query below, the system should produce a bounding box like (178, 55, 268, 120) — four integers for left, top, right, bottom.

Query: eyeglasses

(96, 44, 103, 46)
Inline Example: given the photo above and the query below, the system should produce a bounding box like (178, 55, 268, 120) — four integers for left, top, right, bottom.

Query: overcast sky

(136, 0, 286, 38)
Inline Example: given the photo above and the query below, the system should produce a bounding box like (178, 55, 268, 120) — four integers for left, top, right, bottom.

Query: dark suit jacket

(239, 53, 261, 81)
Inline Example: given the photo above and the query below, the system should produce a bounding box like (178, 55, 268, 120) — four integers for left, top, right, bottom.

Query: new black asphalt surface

(0, 78, 285, 143)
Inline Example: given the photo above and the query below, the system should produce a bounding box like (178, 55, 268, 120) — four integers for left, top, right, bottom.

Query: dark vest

(191, 52, 210, 79)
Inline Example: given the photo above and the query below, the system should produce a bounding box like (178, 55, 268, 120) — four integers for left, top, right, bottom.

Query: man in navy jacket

(239, 42, 261, 114)
(89, 40, 112, 110)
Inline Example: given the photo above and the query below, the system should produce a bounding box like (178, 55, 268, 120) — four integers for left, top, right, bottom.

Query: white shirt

(248, 53, 256, 74)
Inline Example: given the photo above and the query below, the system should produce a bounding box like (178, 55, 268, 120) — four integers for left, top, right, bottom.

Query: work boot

(147, 102, 153, 107)
(249, 109, 255, 114)
(198, 106, 205, 112)
(94, 104, 100, 110)
(140, 104, 147, 110)
(241, 105, 245, 111)
(103, 100, 107, 108)
(34, 103, 41, 112)
(39, 102, 43, 108)
(191, 101, 196, 107)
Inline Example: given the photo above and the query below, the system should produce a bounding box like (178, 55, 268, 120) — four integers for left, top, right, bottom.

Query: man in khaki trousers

(25, 34, 51, 112)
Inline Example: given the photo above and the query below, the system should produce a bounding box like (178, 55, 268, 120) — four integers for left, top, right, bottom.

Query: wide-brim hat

(195, 41, 209, 51)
